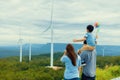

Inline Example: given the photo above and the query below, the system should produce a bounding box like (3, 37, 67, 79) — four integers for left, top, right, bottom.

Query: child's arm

(73, 37, 86, 42)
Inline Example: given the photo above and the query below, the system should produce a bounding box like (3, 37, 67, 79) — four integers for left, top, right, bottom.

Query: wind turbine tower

(50, 0, 54, 67)
(18, 26, 23, 62)
(29, 40, 32, 61)
(102, 47, 105, 57)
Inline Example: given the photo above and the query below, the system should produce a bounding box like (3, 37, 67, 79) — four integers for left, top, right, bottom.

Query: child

(61, 44, 81, 80)
(73, 25, 96, 54)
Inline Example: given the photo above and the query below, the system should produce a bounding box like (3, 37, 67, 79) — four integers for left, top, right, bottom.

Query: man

(80, 50, 96, 80)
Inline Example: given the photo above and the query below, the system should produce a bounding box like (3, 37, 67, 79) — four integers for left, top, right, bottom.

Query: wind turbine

(43, 0, 54, 67)
(18, 39, 23, 62)
(50, 0, 54, 67)
(102, 47, 105, 57)
(29, 39, 32, 61)
(18, 26, 23, 62)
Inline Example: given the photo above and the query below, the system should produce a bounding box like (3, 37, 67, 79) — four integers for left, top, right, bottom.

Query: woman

(61, 44, 81, 80)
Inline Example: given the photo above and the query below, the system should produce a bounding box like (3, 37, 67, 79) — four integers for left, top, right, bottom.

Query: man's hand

(78, 49, 81, 54)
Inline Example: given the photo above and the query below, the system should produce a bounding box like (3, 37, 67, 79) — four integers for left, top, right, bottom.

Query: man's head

(86, 25, 94, 32)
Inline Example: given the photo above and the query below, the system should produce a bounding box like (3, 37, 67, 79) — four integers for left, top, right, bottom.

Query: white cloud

(0, 0, 120, 45)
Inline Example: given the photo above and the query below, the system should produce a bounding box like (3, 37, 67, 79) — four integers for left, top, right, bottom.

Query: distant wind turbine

(29, 39, 32, 61)
(18, 26, 23, 62)
(102, 47, 105, 57)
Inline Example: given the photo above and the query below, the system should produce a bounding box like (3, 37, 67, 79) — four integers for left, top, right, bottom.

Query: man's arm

(80, 51, 87, 63)
(73, 37, 86, 42)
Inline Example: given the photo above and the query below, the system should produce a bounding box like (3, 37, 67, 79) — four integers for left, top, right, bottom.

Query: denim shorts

(64, 77, 80, 80)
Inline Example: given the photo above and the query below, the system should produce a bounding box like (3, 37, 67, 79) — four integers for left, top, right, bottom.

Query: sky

(0, 0, 120, 45)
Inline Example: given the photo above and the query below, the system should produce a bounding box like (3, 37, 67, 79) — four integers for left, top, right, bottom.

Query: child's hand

(73, 39, 77, 42)
(96, 34, 98, 39)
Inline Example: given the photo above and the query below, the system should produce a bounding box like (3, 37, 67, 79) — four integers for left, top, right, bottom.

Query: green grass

(0, 53, 120, 80)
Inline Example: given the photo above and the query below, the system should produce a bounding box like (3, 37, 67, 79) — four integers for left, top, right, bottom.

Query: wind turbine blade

(43, 25, 51, 33)
(41, 0, 54, 34)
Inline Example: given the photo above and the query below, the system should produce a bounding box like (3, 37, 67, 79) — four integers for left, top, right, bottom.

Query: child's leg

(78, 45, 95, 54)
(81, 45, 95, 51)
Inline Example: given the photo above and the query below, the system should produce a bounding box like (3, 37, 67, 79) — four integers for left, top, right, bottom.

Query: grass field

(0, 53, 120, 80)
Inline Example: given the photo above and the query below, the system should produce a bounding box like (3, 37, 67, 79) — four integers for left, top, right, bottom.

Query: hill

(0, 43, 120, 58)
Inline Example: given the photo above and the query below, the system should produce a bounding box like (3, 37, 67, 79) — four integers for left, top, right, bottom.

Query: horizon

(0, 42, 120, 58)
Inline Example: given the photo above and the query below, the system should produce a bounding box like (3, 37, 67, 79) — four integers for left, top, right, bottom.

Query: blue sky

(0, 0, 120, 45)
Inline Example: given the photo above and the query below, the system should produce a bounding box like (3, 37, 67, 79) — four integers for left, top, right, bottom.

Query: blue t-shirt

(60, 55, 81, 79)
(80, 50, 96, 77)
(84, 32, 96, 46)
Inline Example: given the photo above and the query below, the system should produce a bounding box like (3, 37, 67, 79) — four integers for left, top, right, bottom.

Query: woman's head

(66, 44, 77, 66)
(66, 44, 75, 54)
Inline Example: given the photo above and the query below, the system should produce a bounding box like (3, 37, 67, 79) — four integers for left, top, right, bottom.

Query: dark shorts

(81, 73, 96, 80)
(64, 77, 80, 80)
